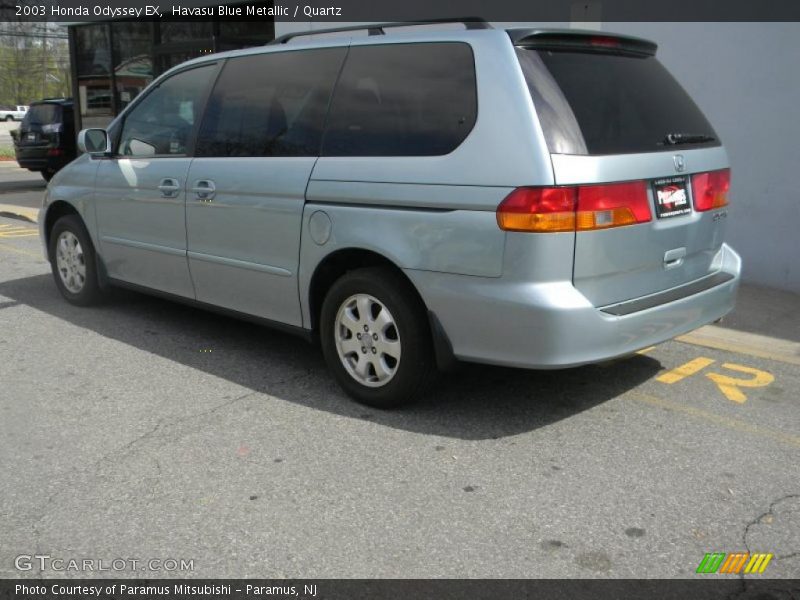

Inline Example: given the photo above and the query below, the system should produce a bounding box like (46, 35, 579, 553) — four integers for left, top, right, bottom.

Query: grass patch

(0, 145, 16, 160)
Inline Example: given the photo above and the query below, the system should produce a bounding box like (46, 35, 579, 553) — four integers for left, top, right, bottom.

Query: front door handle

(191, 179, 216, 202)
(157, 178, 180, 198)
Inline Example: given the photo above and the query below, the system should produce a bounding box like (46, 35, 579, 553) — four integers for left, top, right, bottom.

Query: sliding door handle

(191, 179, 216, 202)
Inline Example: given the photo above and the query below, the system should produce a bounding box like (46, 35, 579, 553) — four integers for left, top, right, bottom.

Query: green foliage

(0, 146, 16, 159)
(0, 23, 71, 106)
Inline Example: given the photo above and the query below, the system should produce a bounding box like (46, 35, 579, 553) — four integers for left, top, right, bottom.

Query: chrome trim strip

(187, 251, 292, 277)
(100, 235, 186, 257)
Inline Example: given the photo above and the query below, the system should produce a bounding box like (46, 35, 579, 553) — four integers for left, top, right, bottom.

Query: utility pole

(42, 26, 47, 99)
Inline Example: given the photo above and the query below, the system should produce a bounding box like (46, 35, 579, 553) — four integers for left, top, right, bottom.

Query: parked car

(0, 104, 28, 121)
(14, 99, 76, 181)
(39, 22, 740, 408)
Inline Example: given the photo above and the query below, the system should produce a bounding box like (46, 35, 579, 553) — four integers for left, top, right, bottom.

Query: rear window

(23, 104, 61, 127)
(322, 42, 477, 157)
(516, 48, 719, 155)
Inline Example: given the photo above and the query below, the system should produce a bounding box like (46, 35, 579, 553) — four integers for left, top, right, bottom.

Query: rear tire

(41, 169, 55, 182)
(320, 267, 435, 408)
(4, 115, 13, 122)
(48, 214, 102, 306)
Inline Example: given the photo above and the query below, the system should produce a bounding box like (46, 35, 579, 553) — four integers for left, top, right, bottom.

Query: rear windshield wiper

(662, 132, 716, 145)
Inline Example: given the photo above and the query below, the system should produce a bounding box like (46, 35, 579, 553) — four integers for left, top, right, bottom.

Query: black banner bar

(2, 0, 800, 22)
(2, 579, 800, 600)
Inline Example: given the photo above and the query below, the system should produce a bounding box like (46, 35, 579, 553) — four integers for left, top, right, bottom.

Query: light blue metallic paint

(297, 196, 510, 328)
(39, 153, 100, 259)
(100, 236, 188, 257)
(186, 251, 292, 277)
(554, 147, 733, 306)
(309, 31, 554, 188)
(404, 244, 740, 369)
(39, 26, 742, 374)
(185, 157, 314, 326)
(93, 156, 196, 298)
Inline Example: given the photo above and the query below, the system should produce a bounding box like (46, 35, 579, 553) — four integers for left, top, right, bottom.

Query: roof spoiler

(508, 29, 657, 57)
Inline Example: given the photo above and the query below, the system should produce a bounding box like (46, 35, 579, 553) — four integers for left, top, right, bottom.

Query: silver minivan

(40, 22, 740, 407)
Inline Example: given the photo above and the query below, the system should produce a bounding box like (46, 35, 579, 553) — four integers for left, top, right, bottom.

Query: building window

(159, 22, 213, 44)
(69, 10, 276, 132)
(74, 24, 113, 127)
(112, 22, 153, 112)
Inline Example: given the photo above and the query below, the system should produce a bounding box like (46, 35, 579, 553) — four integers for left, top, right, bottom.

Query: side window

(118, 65, 215, 157)
(196, 48, 347, 157)
(322, 43, 477, 157)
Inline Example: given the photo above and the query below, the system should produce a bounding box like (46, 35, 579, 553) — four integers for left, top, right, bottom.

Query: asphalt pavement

(0, 209, 798, 582)
(0, 162, 46, 222)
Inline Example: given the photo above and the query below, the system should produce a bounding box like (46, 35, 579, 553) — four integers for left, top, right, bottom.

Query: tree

(0, 21, 71, 106)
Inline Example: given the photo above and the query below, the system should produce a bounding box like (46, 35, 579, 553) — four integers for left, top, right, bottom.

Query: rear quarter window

(517, 47, 719, 155)
(322, 42, 477, 157)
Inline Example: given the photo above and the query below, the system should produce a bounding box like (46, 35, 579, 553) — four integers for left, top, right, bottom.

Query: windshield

(516, 47, 720, 155)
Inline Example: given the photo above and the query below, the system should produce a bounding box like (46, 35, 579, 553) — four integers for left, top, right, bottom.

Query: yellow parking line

(677, 325, 800, 367)
(706, 363, 775, 404)
(0, 230, 38, 238)
(629, 391, 800, 449)
(656, 356, 716, 384)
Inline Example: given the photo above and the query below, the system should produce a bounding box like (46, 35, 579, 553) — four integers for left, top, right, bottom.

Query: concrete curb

(0, 203, 38, 224)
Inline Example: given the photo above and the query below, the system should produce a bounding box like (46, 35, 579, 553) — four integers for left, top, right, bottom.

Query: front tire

(320, 267, 435, 408)
(48, 214, 102, 306)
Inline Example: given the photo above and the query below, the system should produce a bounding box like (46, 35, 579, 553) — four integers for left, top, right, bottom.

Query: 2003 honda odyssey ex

(40, 21, 740, 408)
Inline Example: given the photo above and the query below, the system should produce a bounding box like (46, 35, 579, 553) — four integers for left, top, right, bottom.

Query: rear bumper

(406, 243, 741, 369)
(14, 145, 67, 171)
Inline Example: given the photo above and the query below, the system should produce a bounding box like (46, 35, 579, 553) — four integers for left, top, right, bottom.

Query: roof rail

(269, 18, 492, 45)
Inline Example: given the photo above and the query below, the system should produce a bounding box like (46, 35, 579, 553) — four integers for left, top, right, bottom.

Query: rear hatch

(514, 32, 730, 307)
(17, 102, 63, 149)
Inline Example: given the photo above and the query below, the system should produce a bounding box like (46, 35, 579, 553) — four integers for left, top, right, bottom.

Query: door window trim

(196, 46, 349, 159)
(110, 61, 224, 159)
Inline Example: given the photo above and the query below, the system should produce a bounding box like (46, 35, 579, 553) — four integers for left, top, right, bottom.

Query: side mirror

(77, 128, 109, 156)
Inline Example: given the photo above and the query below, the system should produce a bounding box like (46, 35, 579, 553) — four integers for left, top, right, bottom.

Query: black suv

(14, 98, 76, 181)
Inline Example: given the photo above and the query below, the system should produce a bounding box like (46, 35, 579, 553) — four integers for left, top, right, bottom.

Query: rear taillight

(497, 181, 651, 233)
(576, 181, 651, 230)
(692, 169, 730, 211)
(495, 187, 577, 232)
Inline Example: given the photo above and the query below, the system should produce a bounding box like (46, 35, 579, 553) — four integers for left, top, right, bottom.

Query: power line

(0, 32, 68, 39)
